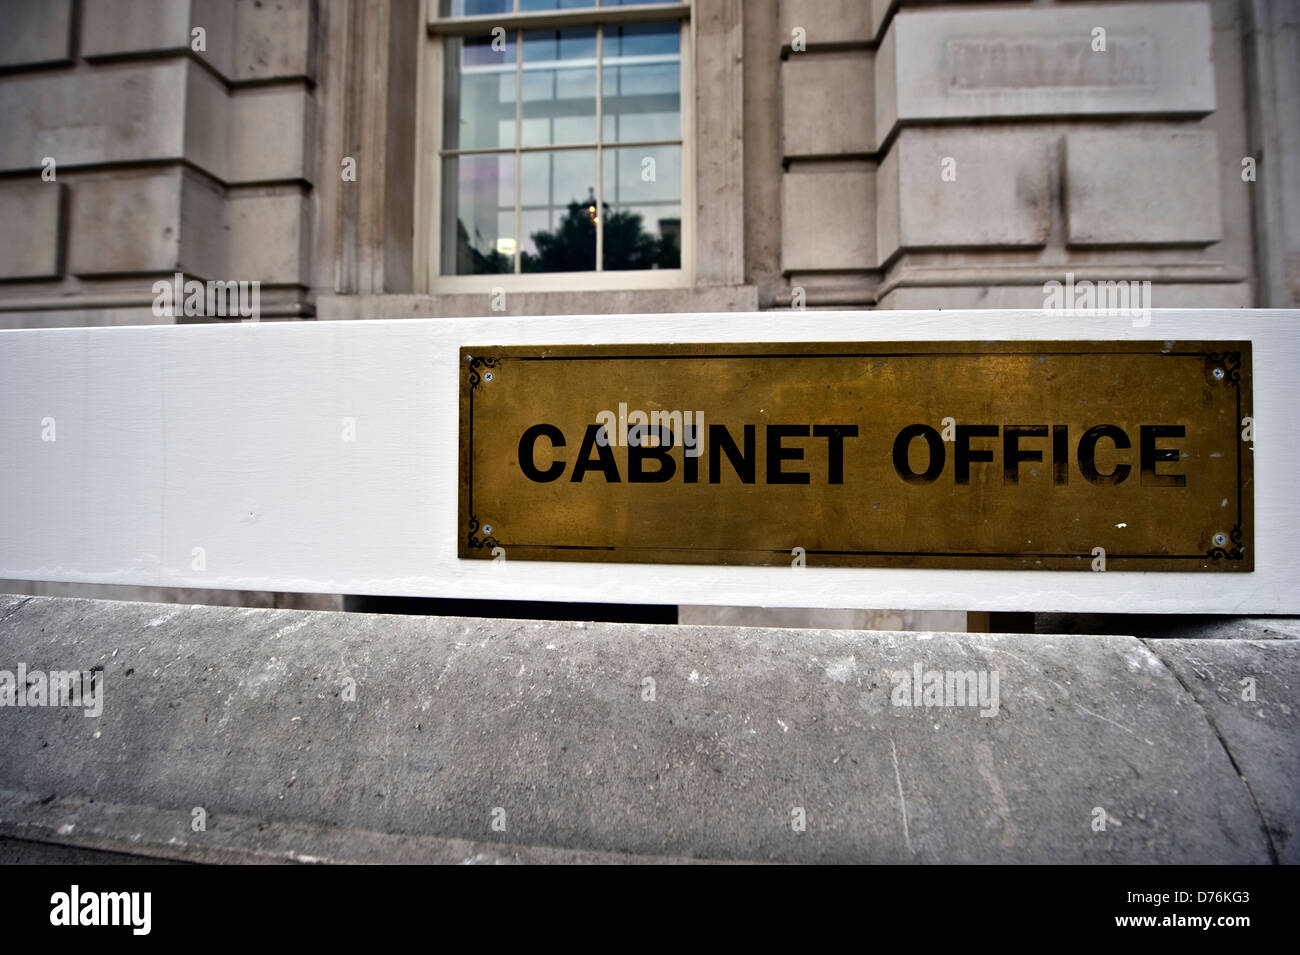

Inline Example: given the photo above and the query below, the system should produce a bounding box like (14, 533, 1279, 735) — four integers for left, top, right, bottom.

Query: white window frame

(417, 1, 694, 294)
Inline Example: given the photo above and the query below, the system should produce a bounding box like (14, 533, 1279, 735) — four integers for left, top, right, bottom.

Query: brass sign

(459, 342, 1252, 571)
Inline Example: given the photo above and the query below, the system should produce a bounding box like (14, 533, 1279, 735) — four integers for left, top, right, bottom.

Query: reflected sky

(441, 18, 682, 275)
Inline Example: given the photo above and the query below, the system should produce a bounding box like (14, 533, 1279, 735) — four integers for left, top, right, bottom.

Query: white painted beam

(0, 310, 1295, 613)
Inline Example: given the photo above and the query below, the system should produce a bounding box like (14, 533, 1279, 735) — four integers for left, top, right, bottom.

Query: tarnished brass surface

(459, 342, 1252, 571)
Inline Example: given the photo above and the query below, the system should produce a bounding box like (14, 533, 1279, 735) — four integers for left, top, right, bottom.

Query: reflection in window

(602, 144, 680, 270)
(440, 11, 683, 276)
(443, 34, 516, 152)
(521, 28, 597, 147)
(442, 153, 515, 274)
(603, 23, 681, 143)
(520, 0, 596, 12)
(440, 0, 510, 16)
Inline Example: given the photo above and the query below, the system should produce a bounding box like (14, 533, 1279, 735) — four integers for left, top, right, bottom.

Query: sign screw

(1211, 367, 1225, 380)
(483, 524, 493, 535)
(484, 372, 494, 382)
(1212, 532, 1228, 547)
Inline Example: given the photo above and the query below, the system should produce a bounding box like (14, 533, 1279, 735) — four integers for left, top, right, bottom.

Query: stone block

(879, 2, 1215, 142)
(67, 169, 226, 278)
(874, 23, 897, 145)
(227, 87, 312, 183)
(782, 51, 873, 157)
(0, 182, 63, 279)
(232, 0, 315, 81)
(1065, 130, 1222, 246)
(183, 62, 231, 181)
(189, 0, 237, 76)
(81, 0, 194, 57)
(778, 0, 872, 45)
(878, 130, 1051, 261)
(781, 166, 874, 270)
(0, 62, 187, 173)
(67, 171, 184, 276)
(178, 169, 230, 279)
(0, 0, 73, 68)
(83, 0, 235, 78)
(227, 192, 310, 285)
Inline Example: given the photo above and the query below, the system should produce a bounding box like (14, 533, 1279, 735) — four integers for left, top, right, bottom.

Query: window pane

(602, 24, 680, 143)
(439, 0, 511, 16)
(601, 145, 681, 270)
(442, 154, 517, 275)
(443, 35, 516, 150)
(521, 29, 597, 147)
(520, 0, 595, 9)
(607, 21, 680, 57)
(520, 149, 597, 272)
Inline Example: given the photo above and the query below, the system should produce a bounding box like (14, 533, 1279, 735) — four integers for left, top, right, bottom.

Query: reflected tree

(522, 198, 680, 272)
(523, 199, 597, 272)
(457, 197, 681, 274)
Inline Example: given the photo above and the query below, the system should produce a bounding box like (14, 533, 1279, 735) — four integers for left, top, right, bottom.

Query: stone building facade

(2, 0, 1297, 327)
(0, 0, 1296, 619)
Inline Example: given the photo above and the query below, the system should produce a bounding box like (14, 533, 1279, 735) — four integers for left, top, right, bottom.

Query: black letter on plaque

(629, 426, 677, 483)
(519, 424, 566, 483)
(1003, 425, 1048, 484)
(1078, 425, 1131, 485)
(813, 424, 859, 484)
(571, 424, 621, 483)
(892, 424, 945, 484)
(767, 425, 811, 485)
(709, 425, 756, 484)
(955, 425, 998, 485)
(1140, 425, 1186, 487)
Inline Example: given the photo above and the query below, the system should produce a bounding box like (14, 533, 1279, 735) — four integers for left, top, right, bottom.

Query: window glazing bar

(429, 3, 690, 35)
(441, 139, 681, 158)
(595, 23, 604, 272)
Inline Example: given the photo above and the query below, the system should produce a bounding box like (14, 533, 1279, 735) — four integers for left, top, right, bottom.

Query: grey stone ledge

(0, 594, 1293, 864)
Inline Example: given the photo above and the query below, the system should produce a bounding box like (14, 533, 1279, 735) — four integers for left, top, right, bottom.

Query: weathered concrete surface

(0, 834, 185, 865)
(0, 594, 1289, 864)
(0, 791, 706, 865)
(1148, 639, 1299, 863)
